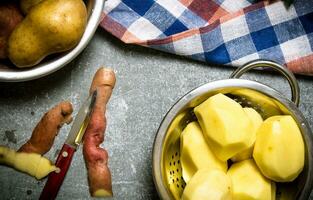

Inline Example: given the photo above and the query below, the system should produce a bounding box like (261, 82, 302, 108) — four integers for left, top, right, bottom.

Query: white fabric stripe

(156, 0, 187, 18)
(266, 2, 298, 26)
(220, 0, 251, 13)
(280, 35, 312, 62)
(230, 53, 260, 66)
(103, 0, 121, 14)
(173, 33, 204, 55)
(128, 17, 163, 40)
(221, 15, 250, 42)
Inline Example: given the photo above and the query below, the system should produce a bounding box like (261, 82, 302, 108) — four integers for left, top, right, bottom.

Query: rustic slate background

(0, 29, 312, 200)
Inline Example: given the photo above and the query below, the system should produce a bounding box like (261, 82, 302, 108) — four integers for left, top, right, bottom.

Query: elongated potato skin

(8, 0, 87, 67)
(0, 1, 23, 59)
(83, 68, 116, 197)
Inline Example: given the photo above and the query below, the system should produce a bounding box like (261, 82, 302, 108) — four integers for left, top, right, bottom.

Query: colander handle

(229, 60, 300, 106)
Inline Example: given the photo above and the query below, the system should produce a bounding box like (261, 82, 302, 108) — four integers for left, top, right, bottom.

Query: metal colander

(153, 60, 313, 200)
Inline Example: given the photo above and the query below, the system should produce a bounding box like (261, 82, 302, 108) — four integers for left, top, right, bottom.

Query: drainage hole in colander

(178, 160, 180, 164)
(181, 182, 186, 189)
(177, 184, 179, 188)
(175, 152, 178, 156)
(170, 162, 171, 166)
(173, 161, 176, 166)
(176, 169, 179, 172)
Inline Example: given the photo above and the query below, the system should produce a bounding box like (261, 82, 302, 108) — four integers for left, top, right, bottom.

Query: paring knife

(39, 91, 97, 200)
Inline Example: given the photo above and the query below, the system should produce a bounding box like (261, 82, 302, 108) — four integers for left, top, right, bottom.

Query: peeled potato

(182, 169, 232, 200)
(194, 93, 253, 161)
(180, 122, 227, 183)
(227, 159, 274, 200)
(271, 182, 276, 200)
(253, 115, 305, 182)
(0, 146, 56, 179)
(231, 107, 263, 162)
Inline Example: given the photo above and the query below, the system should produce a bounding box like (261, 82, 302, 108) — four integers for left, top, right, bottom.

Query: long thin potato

(83, 67, 116, 197)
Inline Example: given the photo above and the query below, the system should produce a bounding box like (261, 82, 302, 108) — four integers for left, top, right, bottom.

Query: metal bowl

(153, 60, 313, 200)
(0, 0, 104, 82)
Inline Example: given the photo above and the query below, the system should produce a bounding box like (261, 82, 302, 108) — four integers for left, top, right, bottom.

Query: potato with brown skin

(83, 68, 116, 197)
(20, 0, 43, 14)
(8, 0, 87, 67)
(18, 101, 73, 155)
(0, 1, 23, 59)
(0, 101, 72, 180)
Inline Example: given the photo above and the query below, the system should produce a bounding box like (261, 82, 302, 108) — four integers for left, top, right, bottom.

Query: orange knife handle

(39, 144, 76, 200)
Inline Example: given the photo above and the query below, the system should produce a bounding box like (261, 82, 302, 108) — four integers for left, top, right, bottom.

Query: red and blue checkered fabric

(100, 0, 313, 75)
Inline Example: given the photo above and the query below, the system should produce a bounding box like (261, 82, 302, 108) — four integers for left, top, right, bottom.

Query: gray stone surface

(0, 28, 312, 200)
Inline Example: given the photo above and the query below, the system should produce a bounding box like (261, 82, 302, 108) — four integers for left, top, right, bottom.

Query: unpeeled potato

(20, 0, 43, 14)
(0, 1, 23, 59)
(8, 0, 87, 67)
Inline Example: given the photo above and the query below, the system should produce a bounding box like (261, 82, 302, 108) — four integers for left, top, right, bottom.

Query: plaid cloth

(100, 0, 313, 75)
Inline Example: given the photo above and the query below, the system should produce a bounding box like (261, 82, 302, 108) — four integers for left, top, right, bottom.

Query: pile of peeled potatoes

(180, 93, 305, 200)
(0, 0, 87, 68)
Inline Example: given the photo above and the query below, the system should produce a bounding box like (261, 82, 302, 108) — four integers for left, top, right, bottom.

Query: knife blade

(39, 90, 97, 200)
